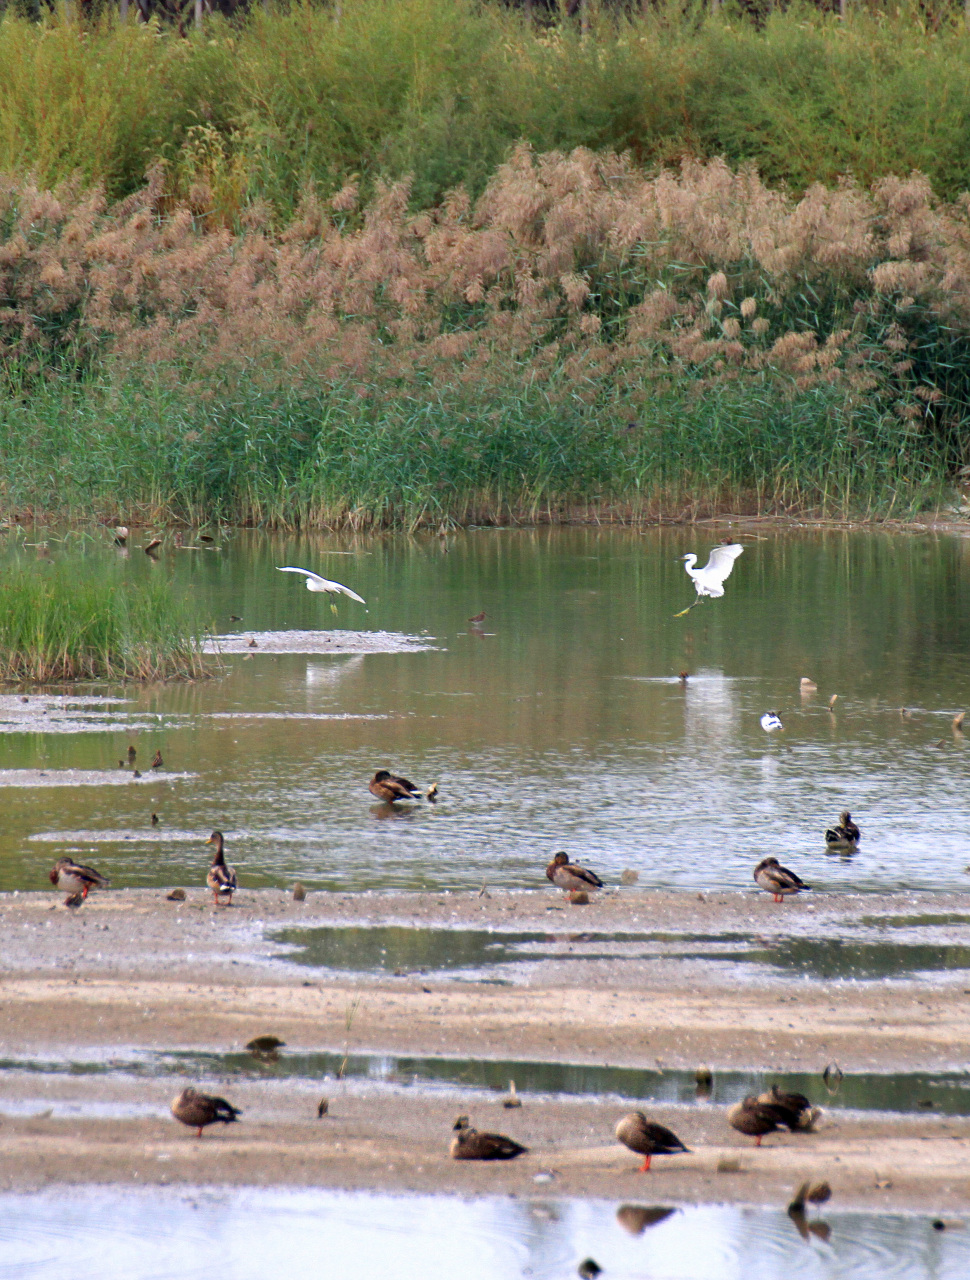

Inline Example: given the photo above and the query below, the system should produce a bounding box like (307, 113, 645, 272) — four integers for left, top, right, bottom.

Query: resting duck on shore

(49, 857, 109, 906)
(728, 1095, 793, 1146)
(615, 1112, 689, 1172)
(205, 831, 237, 906)
(754, 857, 809, 903)
(369, 770, 422, 803)
(171, 1087, 241, 1137)
(824, 811, 860, 849)
(450, 1121, 527, 1161)
(546, 852, 604, 894)
(757, 1084, 820, 1131)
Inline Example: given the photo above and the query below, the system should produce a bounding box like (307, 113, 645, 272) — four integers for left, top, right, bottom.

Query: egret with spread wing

(277, 566, 366, 615)
(675, 543, 744, 617)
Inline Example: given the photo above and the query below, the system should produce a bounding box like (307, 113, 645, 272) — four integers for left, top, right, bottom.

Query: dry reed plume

(0, 149, 965, 446)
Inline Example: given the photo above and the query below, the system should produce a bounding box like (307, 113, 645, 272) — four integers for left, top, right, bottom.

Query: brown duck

(615, 1112, 689, 1172)
(49, 857, 110, 905)
(824, 811, 860, 848)
(753, 857, 809, 903)
(369, 770, 422, 803)
(450, 1124, 527, 1161)
(728, 1095, 793, 1146)
(546, 852, 604, 894)
(205, 831, 238, 906)
(171, 1087, 241, 1137)
(757, 1083, 819, 1130)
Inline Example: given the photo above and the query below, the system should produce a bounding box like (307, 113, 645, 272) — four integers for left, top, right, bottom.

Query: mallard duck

(727, 1095, 792, 1146)
(369, 770, 422, 803)
(760, 711, 784, 732)
(205, 831, 237, 906)
(171, 1086, 241, 1137)
(49, 857, 109, 904)
(824, 811, 860, 848)
(757, 1084, 819, 1130)
(615, 1112, 689, 1172)
(450, 1124, 527, 1161)
(546, 851, 603, 893)
(754, 857, 809, 903)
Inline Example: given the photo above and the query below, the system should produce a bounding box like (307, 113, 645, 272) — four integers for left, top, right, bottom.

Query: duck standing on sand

(205, 831, 237, 906)
(49, 857, 110, 906)
(171, 1087, 241, 1137)
(615, 1112, 689, 1172)
(728, 1095, 793, 1147)
(757, 1083, 820, 1131)
(546, 851, 604, 894)
(754, 857, 809, 903)
(824, 811, 860, 849)
(369, 770, 422, 803)
(450, 1121, 527, 1161)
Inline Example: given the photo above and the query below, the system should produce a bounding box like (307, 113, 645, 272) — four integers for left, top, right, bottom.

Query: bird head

(552, 852, 570, 867)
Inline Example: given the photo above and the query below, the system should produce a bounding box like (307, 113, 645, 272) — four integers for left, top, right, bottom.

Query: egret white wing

(700, 543, 744, 586)
(277, 566, 366, 604)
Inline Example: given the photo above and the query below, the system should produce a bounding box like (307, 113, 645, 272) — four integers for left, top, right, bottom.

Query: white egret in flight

(674, 543, 744, 617)
(277, 566, 366, 615)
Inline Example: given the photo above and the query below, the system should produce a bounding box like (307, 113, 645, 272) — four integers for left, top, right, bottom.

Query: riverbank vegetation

(0, 563, 208, 681)
(1, 3, 969, 526)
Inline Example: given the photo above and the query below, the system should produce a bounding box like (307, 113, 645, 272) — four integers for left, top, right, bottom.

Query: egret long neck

(683, 554, 698, 578)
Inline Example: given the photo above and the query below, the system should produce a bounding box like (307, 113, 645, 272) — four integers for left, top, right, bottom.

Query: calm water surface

(1, 1190, 967, 1280)
(2, 527, 969, 893)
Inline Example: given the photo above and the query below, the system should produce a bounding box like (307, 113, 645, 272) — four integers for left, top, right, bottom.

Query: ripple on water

(0, 1193, 966, 1280)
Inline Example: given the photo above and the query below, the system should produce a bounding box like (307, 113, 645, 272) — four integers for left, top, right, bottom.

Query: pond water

(1, 1188, 967, 1280)
(1, 526, 969, 894)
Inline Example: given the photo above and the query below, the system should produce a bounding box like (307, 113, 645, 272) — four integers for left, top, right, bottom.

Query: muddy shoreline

(1, 888, 969, 1208)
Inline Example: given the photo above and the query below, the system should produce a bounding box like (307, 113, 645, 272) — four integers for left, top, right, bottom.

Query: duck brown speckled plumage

(205, 831, 237, 906)
(450, 1124, 527, 1161)
(824, 811, 860, 848)
(546, 852, 604, 894)
(615, 1112, 689, 1172)
(753, 857, 809, 903)
(728, 1095, 794, 1146)
(369, 770, 422, 803)
(48, 857, 110, 905)
(171, 1087, 241, 1137)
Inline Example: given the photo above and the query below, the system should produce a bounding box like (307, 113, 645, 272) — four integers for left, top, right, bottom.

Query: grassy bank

(0, 562, 208, 681)
(3, 3, 970, 211)
(0, 370, 951, 528)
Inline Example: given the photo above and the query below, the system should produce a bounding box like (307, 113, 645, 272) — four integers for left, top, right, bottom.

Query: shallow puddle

(2, 1050, 968, 1117)
(0, 1189, 966, 1280)
(271, 924, 970, 984)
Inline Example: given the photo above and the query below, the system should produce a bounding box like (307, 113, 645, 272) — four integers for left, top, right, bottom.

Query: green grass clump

(0, 561, 208, 681)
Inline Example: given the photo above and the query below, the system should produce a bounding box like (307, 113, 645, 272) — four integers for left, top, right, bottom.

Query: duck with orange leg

(205, 831, 237, 907)
(728, 1095, 795, 1147)
(545, 851, 604, 895)
(49, 857, 109, 906)
(754, 856, 809, 903)
(615, 1112, 689, 1172)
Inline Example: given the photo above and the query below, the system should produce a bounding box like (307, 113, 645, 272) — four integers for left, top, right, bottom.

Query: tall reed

(0, 561, 209, 681)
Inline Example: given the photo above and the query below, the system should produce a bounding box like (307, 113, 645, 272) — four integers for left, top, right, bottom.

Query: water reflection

(2, 527, 970, 893)
(0, 1190, 966, 1280)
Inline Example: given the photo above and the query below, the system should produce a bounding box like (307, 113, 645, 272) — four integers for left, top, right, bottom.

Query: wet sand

(2, 887, 969, 1208)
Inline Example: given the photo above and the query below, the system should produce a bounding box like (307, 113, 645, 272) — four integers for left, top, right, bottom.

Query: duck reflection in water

(616, 1205, 678, 1235)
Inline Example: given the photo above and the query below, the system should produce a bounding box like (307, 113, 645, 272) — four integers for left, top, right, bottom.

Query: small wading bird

(150, 749, 163, 770)
(171, 1087, 241, 1138)
(205, 831, 237, 906)
(369, 770, 422, 803)
(615, 1112, 689, 1172)
(754, 856, 809, 903)
(277, 566, 365, 615)
(546, 851, 604, 894)
(825, 810, 860, 849)
(674, 542, 744, 617)
(760, 711, 784, 733)
(49, 856, 109, 906)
